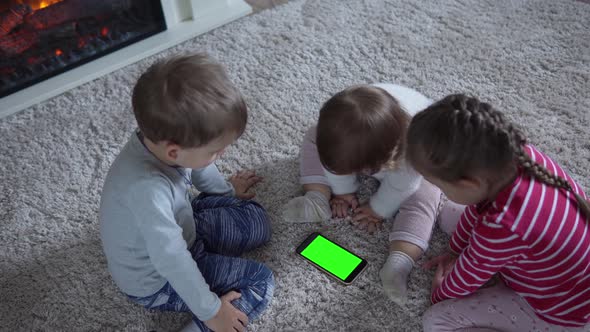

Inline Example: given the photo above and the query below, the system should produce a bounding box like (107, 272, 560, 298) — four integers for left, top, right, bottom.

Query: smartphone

(295, 232, 368, 285)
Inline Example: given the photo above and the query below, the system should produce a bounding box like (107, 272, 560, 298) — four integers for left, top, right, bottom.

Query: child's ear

(165, 142, 181, 161)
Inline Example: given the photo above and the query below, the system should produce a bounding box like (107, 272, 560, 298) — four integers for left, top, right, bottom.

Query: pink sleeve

(448, 205, 478, 255)
(432, 216, 527, 304)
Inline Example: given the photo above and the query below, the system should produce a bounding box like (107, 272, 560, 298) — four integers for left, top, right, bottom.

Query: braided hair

(406, 94, 590, 219)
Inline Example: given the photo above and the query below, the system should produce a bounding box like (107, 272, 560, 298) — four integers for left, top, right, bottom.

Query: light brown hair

(132, 53, 247, 147)
(316, 85, 410, 174)
(406, 93, 590, 218)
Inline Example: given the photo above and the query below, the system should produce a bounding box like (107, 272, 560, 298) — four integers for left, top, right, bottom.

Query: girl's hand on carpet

(205, 291, 248, 332)
(352, 204, 383, 233)
(431, 261, 446, 291)
(230, 170, 263, 200)
(422, 253, 457, 290)
(330, 193, 358, 218)
(422, 252, 457, 272)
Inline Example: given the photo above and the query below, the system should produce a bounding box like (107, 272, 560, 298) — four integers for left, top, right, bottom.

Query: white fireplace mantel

(0, 0, 251, 119)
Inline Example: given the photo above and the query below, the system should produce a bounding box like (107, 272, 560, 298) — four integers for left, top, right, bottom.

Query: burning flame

(55, 49, 63, 56)
(38, 1, 53, 9)
(17, 0, 63, 10)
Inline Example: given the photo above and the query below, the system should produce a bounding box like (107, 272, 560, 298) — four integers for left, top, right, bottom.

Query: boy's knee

(264, 263, 274, 280)
(241, 201, 272, 243)
(240, 263, 274, 320)
(246, 262, 274, 296)
(256, 263, 274, 288)
(261, 266, 274, 301)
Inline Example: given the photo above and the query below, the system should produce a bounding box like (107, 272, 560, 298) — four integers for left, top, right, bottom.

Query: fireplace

(0, 0, 166, 99)
(0, 0, 251, 118)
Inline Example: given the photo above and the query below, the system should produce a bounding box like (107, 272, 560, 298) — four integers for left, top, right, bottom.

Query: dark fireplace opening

(0, 0, 166, 98)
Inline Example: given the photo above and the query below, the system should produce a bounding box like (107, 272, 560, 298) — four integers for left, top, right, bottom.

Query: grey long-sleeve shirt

(99, 132, 233, 321)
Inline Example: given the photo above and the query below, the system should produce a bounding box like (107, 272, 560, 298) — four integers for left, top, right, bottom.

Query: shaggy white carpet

(1, 0, 589, 331)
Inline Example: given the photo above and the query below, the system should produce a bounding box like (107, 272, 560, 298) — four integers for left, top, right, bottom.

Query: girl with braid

(406, 94, 590, 331)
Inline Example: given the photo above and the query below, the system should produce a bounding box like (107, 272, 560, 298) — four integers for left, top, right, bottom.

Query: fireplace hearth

(0, 0, 166, 99)
(0, 0, 251, 118)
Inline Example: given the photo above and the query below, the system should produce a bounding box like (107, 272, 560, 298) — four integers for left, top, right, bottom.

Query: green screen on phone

(299, 235, 362, 280)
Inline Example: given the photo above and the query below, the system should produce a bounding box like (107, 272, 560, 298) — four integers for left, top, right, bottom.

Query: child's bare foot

(282, 191, 331, 223)
(379, 251, 414, 306)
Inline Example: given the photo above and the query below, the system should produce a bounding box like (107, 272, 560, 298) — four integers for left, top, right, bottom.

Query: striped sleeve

(432, 217, 527, 303)
(448, 205, 479, 255)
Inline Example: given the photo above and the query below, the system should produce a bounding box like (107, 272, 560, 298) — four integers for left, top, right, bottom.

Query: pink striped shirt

(433, 145, 590, 327)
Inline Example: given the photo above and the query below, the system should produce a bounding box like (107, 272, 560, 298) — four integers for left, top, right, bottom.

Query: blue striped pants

(128, 194, 274, 331)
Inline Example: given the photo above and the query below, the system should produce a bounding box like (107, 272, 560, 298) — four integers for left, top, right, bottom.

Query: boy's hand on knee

(205, 291, 248, 332)
(330, 194, 358, 218)
(230, 170, 263, 200)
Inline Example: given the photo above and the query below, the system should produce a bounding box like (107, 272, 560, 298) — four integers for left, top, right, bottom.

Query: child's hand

(330, 193, 358, 218)
(229, 170, 262, 200)
(422, 253, 457, 291)
(352, 204, 383, 233)
(204, 291, 248, 332)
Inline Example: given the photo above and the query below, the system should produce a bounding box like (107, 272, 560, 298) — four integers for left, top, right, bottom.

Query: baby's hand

(229, 170, 263, 200)
(352, 204, 383, 233)
(330, 193, 358, 218)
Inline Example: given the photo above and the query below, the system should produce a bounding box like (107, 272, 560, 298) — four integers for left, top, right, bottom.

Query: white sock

(178, 320, 203, 332)
(282, 190, 331, 223)
(379, 251, 415, 306)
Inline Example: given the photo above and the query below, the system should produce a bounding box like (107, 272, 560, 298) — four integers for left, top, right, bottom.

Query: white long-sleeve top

(324, 83, 431, 218)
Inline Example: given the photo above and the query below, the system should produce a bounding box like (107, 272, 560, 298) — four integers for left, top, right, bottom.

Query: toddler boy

(99, 54, 273, 332)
